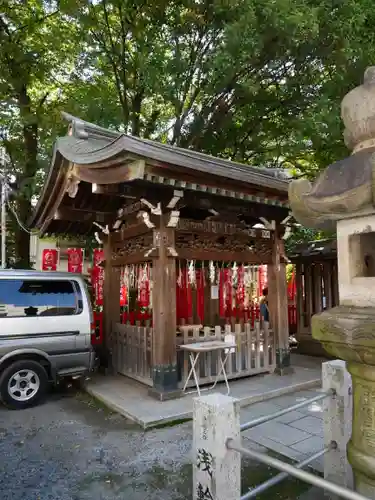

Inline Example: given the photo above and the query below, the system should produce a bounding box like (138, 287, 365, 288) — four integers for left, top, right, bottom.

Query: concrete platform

(85, 354, 322, 428)
(241, 387, 324, 473)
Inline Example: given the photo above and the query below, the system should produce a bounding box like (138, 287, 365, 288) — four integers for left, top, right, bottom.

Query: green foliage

(284, 225, 336, 254)
(1, 0, 375, 265)
(0, 0, 82, 265)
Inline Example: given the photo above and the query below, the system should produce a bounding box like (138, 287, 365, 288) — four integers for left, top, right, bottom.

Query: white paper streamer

(188, 260, 196, 287)
(209, 260, 216, 284)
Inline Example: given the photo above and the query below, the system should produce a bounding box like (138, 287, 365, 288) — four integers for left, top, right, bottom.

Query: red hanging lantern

(42, 249, 58, 271)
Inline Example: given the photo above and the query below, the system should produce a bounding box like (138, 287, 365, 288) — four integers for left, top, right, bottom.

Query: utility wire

(2, 178, 40, 235)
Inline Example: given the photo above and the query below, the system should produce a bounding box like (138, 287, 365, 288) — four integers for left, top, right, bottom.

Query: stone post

(322, 360, 353, 493)
(193, 393, 241, 500)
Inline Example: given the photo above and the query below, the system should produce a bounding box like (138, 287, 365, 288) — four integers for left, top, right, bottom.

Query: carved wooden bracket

(93, 221, 110, 235)
(260, 213, 294, 241)
(144, 247, 158, 258)
(137, 210, 155, 228)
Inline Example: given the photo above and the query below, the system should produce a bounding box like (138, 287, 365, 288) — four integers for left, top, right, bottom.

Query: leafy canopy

(1, 0, 375, 264)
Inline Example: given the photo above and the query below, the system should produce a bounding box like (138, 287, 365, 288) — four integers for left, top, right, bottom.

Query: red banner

(93, 248, 104, 268)
(42, 249, 58, 271)
(92, 267, 104, 306)
(67, 248, 84, 273)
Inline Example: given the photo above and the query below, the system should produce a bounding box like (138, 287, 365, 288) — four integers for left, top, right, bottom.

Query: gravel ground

(0, 385, 314, 500)
(0, 386, 193, 500)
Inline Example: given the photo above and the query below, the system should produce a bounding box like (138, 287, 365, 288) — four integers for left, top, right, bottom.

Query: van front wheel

(0, 360, 48, 409)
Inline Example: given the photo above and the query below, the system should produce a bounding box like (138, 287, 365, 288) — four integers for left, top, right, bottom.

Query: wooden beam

(91, 183, 288, 221)
(53, 206, 113, 224)
(75, 159, 145, 185)
(176, 218, 272, 240)
(111, 222, 151, 242)
(111, 252, 152, 266)
(175, 248, 271, 264)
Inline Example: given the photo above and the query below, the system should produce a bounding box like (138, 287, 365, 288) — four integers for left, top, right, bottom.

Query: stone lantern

(289, 67, 375, 497)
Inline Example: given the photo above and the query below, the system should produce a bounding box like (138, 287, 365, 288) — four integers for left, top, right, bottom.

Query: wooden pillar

(148, 215, 180, 400)
(102, 232, 120, 372)
(313, 263, 323, 314)
(269, 228, 294, 375)
(295, 261, 303, 342)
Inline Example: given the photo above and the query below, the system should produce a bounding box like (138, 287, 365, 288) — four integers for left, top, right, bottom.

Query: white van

(0, 270, 96, 409)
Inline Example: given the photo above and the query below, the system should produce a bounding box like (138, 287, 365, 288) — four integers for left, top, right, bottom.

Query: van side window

(0, 279, 81, 317)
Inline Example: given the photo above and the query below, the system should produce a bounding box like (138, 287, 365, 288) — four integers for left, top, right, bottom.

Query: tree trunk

(13, 197, 31, 269)
(13, 85, 38, 269)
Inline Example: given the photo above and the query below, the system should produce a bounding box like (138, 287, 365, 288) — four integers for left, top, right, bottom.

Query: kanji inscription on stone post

(193, 394, 241, 500)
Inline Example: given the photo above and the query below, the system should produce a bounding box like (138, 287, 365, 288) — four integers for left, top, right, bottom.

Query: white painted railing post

(322, 360, 353, 492)
(193, 393, 241, 500)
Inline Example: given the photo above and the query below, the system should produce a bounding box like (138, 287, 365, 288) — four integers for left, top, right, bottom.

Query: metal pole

(240, 390, 333, 432)
(241, 444, 333, 499)
(227, 439, 369, 500)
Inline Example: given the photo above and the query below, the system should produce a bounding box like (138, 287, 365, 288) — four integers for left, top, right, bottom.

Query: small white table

(180, 340, 237, 396)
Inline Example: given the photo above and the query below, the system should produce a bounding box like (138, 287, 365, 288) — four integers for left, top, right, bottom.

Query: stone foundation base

(148, 387, 182, 401)
(274, 365, 295, 376)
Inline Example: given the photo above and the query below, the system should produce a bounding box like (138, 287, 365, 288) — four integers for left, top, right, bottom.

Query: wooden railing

(111, 321, 276, 389)
(176, 323, 275, 388)
(111, 323, 153, 386)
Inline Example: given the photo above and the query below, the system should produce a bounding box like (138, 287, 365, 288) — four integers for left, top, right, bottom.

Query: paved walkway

(86, 354, 322, 428)
(241, 387, 324, 473)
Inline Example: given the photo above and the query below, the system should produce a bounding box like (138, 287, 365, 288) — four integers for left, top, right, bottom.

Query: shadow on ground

(0, 384, 318, 499)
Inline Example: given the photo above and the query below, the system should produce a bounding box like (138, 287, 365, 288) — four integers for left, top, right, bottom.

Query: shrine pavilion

(31, 112, 292, 400)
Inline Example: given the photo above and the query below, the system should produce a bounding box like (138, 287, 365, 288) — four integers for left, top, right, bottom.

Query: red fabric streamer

(196, 269, 205, 323)
(225, 269, 233, 317)
(120, 286, 127, 306)
(236, 265, 245, 318)
(176, 268, 193, 321)
(219, 269, 225, 317)
(138, 267, 150, 308)
(288, 267, 296, 301)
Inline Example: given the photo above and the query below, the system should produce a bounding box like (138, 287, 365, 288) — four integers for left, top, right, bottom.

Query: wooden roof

(289, 239, 337, 261)
(30, 113, 290, 236)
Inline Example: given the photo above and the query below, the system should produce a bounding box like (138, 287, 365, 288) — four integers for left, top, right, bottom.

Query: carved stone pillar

(289, 67, 375, 496)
